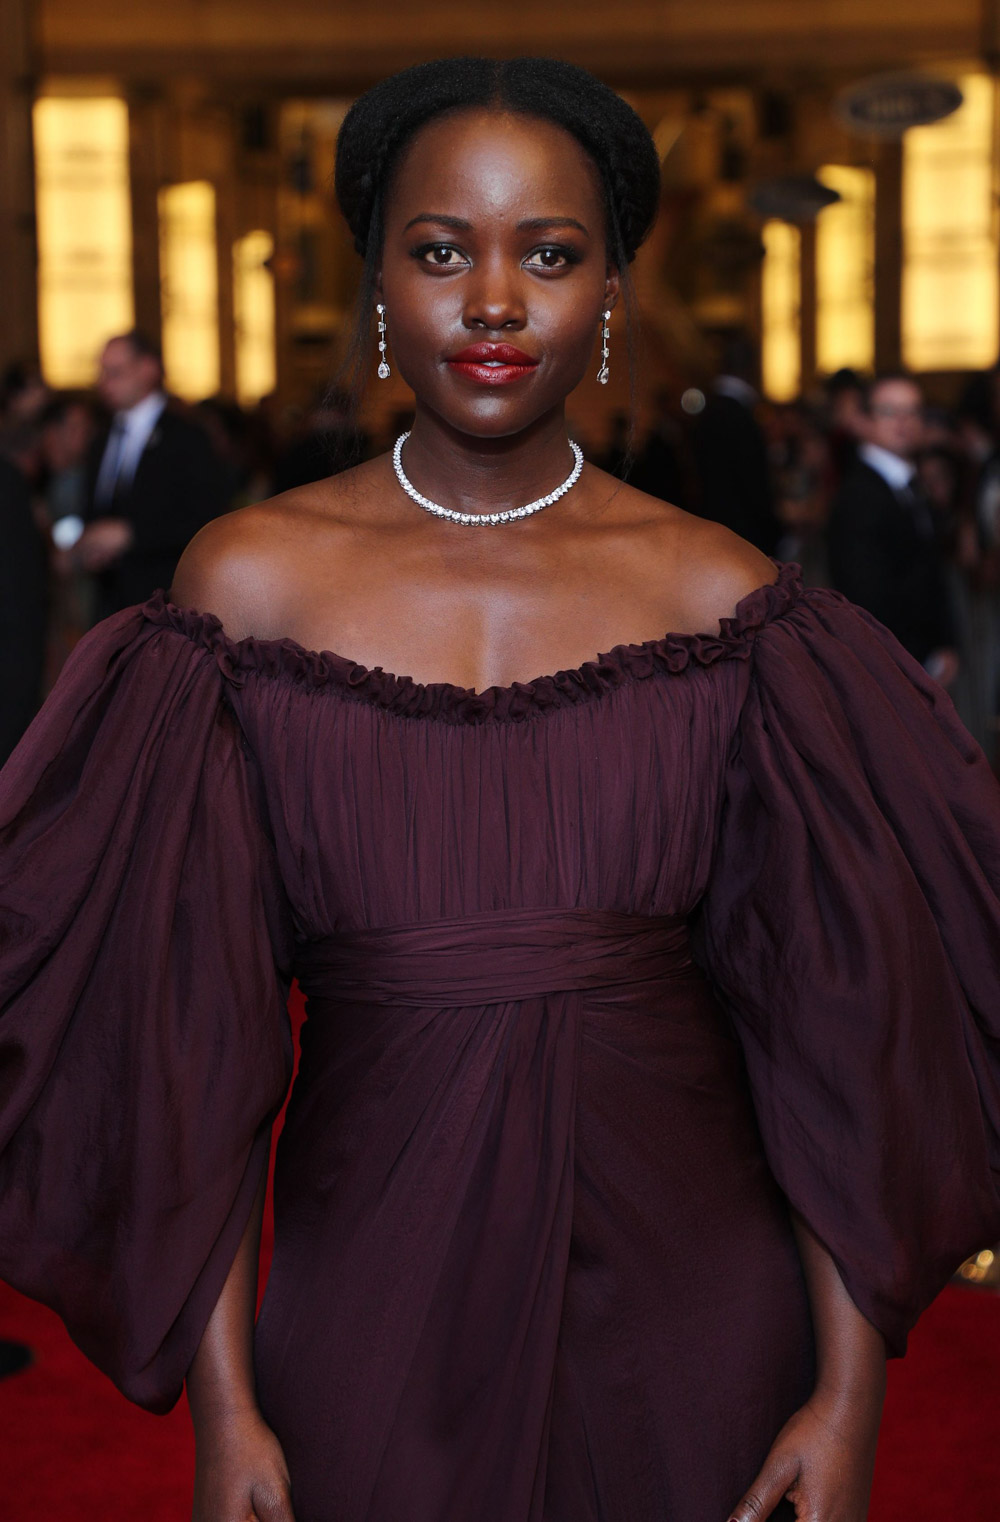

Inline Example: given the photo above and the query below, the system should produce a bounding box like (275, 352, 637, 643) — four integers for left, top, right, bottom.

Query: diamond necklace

(392, 431, 584, 526)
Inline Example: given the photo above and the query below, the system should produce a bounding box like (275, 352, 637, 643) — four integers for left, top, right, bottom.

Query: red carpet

(1, 988, 997, 1518)
(3, 1273, 998, 1518)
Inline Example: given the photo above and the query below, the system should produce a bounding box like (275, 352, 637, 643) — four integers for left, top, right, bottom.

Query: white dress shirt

(94, 390, 168, 508)
(859, 441, 937, 545)
(859, 441, 915, 493)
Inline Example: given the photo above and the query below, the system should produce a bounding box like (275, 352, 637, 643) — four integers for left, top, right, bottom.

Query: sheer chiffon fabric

(1, 561, 999, 1522)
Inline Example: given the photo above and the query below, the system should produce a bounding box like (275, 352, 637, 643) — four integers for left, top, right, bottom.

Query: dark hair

(824, 366, 864, 397)
(956, 371, 997, 434)
(110, 329, 164, 369)
(333, 56, 661, 425)
(863, 370, 922, 413)
(38, 390, 93, 429)
(0, 361, 43, 406)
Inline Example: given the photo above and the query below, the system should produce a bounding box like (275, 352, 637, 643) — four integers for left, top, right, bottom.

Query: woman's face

(378, 108, 619, 439)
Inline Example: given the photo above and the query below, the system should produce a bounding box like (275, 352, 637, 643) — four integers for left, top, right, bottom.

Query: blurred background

(2, 3, 1000, 1516)
(6, 0, 1000, 761)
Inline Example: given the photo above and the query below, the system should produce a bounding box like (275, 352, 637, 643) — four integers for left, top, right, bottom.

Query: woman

(1, 58, 999, 1522)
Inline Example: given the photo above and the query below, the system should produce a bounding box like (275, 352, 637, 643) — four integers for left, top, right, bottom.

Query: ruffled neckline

(142, 559, 805, 724)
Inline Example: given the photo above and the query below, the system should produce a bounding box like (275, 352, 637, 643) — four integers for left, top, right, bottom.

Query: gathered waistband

(293, 907, 694, 1008)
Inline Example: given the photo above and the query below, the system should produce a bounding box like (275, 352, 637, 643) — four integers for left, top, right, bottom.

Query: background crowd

(3, 327, 999, 772)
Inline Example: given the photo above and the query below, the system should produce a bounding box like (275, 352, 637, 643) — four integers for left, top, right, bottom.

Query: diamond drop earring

(376, 303, 390, 380)
(597, 309, 611, 385)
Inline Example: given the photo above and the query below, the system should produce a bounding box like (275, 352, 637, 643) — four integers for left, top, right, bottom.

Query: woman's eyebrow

(517, 217, 590, 235)
(401, 213, 590, 235)
(402, 214, 472, 233)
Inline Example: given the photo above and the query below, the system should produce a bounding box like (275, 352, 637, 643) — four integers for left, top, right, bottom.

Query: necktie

(898, 477, 935, 541)
(96, 419, 128, 508)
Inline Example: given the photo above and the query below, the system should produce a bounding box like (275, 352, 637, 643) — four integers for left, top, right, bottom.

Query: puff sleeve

(0, 604, 294, 1411)
(697, 586, 1000, 1356)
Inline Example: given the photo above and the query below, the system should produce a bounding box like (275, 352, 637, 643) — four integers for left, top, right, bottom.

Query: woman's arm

(726, 1211, 886, 1522)
(187, 1170, 295, 1522)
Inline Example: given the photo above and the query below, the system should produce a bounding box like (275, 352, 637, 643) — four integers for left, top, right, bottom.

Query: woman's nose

(462, 263, 526, 331)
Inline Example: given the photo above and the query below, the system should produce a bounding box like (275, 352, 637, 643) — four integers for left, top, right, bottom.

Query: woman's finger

(726, 1451, 797, 1522)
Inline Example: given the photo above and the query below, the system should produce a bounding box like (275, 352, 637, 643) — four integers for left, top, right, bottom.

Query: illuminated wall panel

(815, 165, 875, 375)
(158, 181, 220, 400)
(33, 97, 134, 386)
(903, 73, 999, 371)
(761, 220, 801, 402)
(233, 230, 277, 404)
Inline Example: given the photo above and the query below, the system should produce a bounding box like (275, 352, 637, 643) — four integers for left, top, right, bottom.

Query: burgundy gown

(2, 561, 1000, 1522)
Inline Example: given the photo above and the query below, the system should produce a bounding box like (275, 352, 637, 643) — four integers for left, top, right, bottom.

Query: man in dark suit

(689, 338, 782, 555)
(828, 373, 958, 683)
(79, 331, 226, 619)
(0, 448, 48, 765)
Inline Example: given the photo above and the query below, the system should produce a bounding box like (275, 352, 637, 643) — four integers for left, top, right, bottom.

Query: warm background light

(20, 45, 1000, 419)
(815, 164, 875, 375)
(761, 220, 801, 402)
(233, 230, 277, 406)
(903, 72, 1000, 372)
(158, 180, 220, 401)
(33, 96, 134, 387)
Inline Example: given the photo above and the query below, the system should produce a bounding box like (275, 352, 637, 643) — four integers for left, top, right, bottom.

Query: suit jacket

(828, 460, 955, 663)
(0, 457, 48, 765)
(85, 407, 227, 616)
(689, 393, 781, 555)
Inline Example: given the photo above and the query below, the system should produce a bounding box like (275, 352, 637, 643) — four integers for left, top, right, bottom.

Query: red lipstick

(446, 342, 539, 386)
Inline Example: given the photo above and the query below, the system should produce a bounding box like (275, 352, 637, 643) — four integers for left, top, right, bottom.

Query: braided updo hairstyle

(333, 56, 661, 410)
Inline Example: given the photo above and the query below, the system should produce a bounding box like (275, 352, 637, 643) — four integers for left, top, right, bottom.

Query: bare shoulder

(170, 463, 376, 639)
(670, 513, 778, 634)
(170, 500, 303, 639)
(598, 479, 777, 635)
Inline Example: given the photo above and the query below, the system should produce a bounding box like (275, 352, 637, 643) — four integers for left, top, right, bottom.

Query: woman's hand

(726, 1383, 882, 1522)
(728, 1210, 888, 1520)
(192, 1406, 295, 1522)
(186, 1173, 290, 1519)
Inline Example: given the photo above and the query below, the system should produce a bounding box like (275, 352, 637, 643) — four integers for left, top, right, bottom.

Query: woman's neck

(398, 407, 577, 517)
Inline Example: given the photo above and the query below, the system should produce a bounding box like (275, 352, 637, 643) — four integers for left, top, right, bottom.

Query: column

(128, 87, 168, 342)
(0, 0, 38, 373)
(874, 139, 903, 372)
(798, 221, 817, 389)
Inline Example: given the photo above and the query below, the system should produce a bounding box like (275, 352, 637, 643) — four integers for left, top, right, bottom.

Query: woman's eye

(417, 245, 467, 267)
(524, 247, 574, 270)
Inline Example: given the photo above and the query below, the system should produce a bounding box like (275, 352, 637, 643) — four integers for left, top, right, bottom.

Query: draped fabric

(272, 907, 807, 1522)
(1, 561, 999, 1522)
(293, 907, 693, 1003)
(698, 591, 1000, 1356)
(0, 609, 294, 1411)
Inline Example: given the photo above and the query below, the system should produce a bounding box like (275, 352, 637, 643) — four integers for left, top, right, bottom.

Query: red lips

(449, 343, 537, 365)
(446, 342, 539, 386)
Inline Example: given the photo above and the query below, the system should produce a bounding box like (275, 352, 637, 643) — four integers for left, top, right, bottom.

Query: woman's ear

(604, 265, 621, 311)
